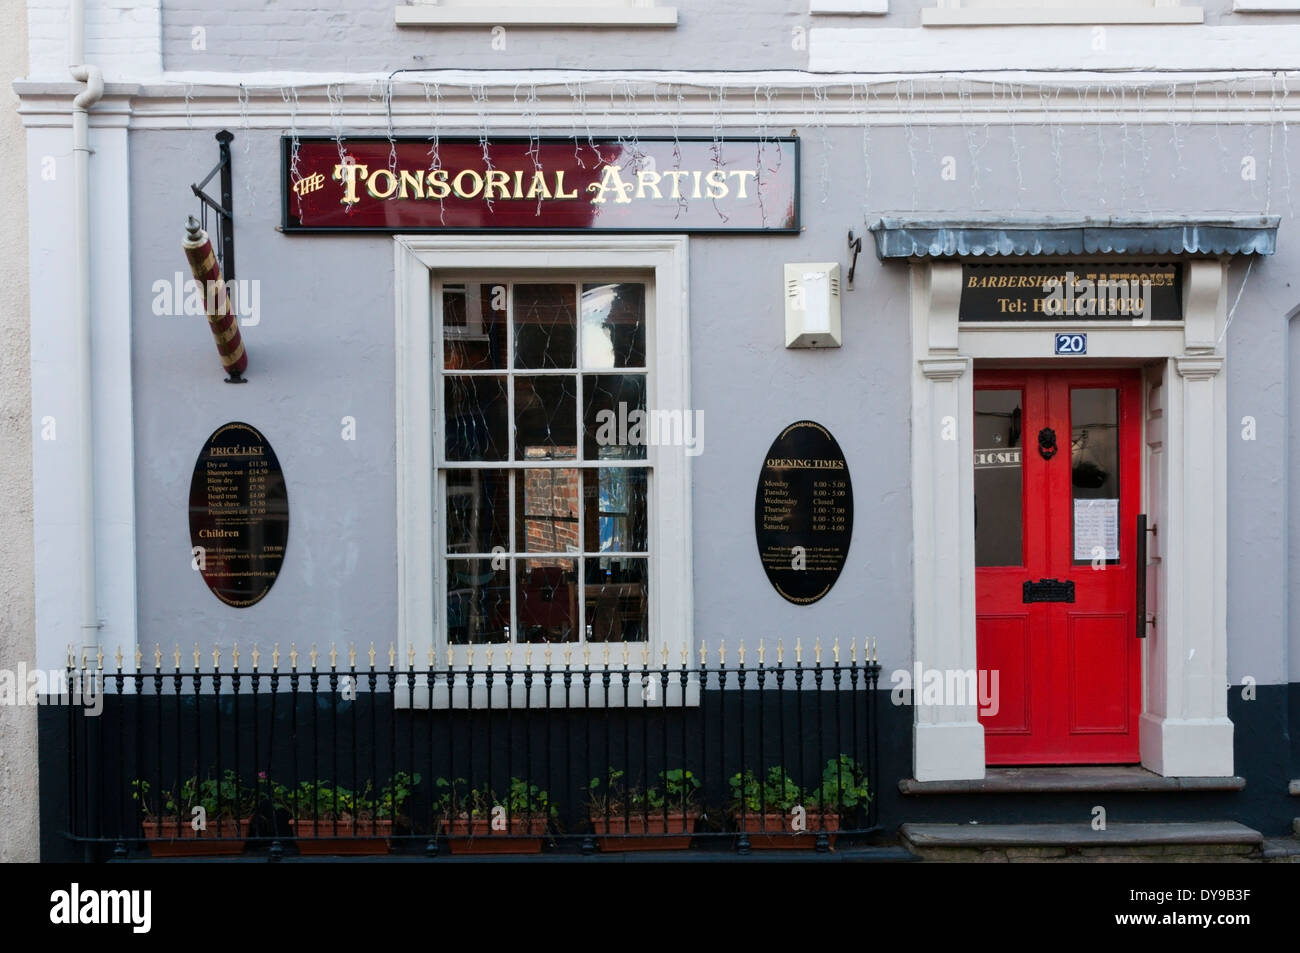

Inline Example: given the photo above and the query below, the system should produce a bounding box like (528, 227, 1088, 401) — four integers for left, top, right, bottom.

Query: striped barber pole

(182, 216, 248, 380)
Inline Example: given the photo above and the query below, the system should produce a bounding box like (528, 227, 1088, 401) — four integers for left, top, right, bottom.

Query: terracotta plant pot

(444, 816, 548, 854)
(592, 812, 699, 851)
(141, 817, 251, 856)
(290, 818, 394, 855)
(733, 811, 840, 850)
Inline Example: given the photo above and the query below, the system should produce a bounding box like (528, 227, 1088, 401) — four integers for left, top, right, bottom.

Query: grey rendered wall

(155, 0, 1286, 74)
(1, 0, 38, 862)
(132, 129, 399, 658)
(131, 113, 1296, 687)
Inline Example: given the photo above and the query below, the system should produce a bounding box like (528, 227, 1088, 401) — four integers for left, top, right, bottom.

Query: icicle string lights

(154, 74, 1300, 238)
(424, 83, 447, 226)
(472, 84, 496, 213)
(385, 78, 398, 176)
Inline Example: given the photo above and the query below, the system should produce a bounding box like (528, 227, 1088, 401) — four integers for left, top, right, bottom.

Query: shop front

(881, 223, 1277, 784)
(19, 64, 1300, 858)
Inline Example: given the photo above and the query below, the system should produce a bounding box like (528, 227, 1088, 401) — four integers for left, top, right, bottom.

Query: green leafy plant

(271, 778, 366, 822)
(375, 771, 420, 820)
(586, 768, 650, 816)
(808, 755, 870, 813)
(504, 778, 556, 819)
(435, 777, 557, 823)
(131, 771, 258, 822)
(646, 768, 702, 813)
(728, 766, 804, 814)
(269, 773, 419, 823)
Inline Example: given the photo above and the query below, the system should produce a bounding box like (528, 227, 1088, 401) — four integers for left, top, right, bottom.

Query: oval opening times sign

(188, 421, 290, 608)
(754, 420, 854, 605)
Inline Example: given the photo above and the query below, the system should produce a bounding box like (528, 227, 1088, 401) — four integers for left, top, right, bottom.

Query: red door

(974, 369, 1142, 764)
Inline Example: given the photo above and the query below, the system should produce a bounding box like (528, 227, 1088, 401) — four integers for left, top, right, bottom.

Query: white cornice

(14, 71, 1300, 129)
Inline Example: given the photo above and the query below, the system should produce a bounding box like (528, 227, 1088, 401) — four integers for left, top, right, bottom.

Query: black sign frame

(754, 420, 854, 606)
(188, 421, 290, 608)
(959, 263, 1182, 322)
(280, 136, 801, 235)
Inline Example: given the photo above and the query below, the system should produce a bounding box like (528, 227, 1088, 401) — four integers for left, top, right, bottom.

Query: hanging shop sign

(959, 263, 1181, 322)
(281, 137, 799, 233)
(188, 422, 290, 608)
(754, 420, 853, 606)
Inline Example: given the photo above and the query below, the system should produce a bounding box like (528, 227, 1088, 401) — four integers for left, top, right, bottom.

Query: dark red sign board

(281, 137, 799, 233)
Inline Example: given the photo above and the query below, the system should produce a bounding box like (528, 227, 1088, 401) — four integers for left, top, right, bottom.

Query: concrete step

(899, 766, 1246, 795)
(900, 821, 1264, 862)
(1261, 837, 1300, 863)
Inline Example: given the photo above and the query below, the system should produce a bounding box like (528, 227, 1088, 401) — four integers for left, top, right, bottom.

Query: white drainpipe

(70, 0, 103, 657)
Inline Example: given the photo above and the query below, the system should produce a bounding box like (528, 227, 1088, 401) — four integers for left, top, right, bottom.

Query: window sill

(1233, 0, 1300, 10)
(811, 0, 889, 14)
(394, 5, 679, 27)
(921, 7, 1203, 24)
(393, 673, 702, 709)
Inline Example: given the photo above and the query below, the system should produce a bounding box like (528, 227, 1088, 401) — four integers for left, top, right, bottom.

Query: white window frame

(395, 235, 692, 694)
(921, 0, 1203, 25)
(396, 0, 678, 28)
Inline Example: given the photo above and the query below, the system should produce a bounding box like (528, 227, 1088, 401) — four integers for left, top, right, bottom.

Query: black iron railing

(62, 639, 881, 859)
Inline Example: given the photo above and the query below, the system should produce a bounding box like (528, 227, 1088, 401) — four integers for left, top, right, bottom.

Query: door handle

(1136, 514, 1156, 638)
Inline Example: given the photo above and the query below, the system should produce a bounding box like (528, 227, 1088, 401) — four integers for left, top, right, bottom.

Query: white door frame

(909, 258, 1234, 780)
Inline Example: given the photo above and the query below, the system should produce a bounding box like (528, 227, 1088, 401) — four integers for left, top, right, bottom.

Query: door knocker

(1037, 427, 1058, 460)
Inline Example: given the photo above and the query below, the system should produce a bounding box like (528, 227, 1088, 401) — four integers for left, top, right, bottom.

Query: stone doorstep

(1261, 837, 1300, 861)
(899, 766, 1247, 795)
(900, 821, 1264, 850)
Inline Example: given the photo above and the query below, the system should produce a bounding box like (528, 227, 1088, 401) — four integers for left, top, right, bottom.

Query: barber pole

(182, 216, 248, 381)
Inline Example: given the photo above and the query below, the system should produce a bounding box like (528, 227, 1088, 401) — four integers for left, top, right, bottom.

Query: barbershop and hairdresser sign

(959, 263, 1182, 322)
(281, 137, 799, 233)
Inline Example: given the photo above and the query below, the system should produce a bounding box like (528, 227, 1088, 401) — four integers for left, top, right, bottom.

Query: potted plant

(436, 777, 554, 854)
(807, 755, 870, 832)
(132, 771, 255, 856)
(274, 772, 418, 855)
(728, 765, 835, 850)
(588, 767, 700, 851)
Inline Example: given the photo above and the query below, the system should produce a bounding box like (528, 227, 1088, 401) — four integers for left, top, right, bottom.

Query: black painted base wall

(38, 684, 1299, 861)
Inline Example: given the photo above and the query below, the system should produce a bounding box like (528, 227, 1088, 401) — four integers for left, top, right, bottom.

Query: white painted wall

(1, 0, 38, 864)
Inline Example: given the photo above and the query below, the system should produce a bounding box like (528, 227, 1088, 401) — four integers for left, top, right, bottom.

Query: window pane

(583, 468, 648, 553)
(582, 283, 646, 369)
(583, 373, 648, 461)
(585, 557, 648, 643)
(514, 284, 576, 370)
(974, 389, 1024, 567)
(516, 468, 580, 553)
(515, 376, 578, 461)
(1071, 388, 1120, 563)
(444, 376, 508, 462)
(446, 559, 510, 644)
(516, 557, 577, 643)
(445, 469, 510, 554)
(443, 282, 506, 370)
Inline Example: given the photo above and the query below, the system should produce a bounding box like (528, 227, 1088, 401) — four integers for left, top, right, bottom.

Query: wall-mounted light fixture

(784, 262, 842, 348)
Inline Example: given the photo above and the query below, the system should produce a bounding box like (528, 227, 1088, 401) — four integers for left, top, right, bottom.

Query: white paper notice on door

(1073, 498, 1119, 561)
